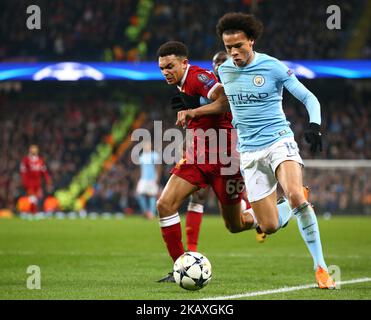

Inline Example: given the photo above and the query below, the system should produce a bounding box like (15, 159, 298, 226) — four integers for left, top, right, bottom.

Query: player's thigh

(270, 138, 305, 206)
(157, 174, 199, 217)
(275, 160, 306, 206)
(210, 174, 245, 206)
(210, 174, 244, 225)
(190, 186, 210, 205)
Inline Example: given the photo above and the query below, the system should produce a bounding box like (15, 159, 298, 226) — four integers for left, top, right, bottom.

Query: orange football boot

(255, 227, 267, 243)
(315, 266, 336, 289)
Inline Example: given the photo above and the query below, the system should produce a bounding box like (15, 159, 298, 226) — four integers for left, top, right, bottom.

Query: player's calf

(221, 201, 256, 233)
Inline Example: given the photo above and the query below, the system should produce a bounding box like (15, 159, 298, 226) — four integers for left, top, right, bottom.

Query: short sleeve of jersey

(188, 69, 220, 100)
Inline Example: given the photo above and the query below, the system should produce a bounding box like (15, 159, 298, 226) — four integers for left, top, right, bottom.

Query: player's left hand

(176, 109, 196, 128)
(304, 123, 323, 153)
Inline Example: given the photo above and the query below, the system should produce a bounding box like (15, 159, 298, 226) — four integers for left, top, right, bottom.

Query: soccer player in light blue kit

(136, 141, 161, 220)
(176, 12, 335, 289)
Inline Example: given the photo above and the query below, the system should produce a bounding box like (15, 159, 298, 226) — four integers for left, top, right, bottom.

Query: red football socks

(186, 211, 203, 252)
(159, 213, 185, 262)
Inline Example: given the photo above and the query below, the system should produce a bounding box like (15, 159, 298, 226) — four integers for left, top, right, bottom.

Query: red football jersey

(178, 65, 237, 163)
(178, 65, 233, 130)
(20, 155, 51, 189)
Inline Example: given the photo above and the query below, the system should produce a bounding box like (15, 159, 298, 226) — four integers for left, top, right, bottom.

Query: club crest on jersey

(197, 73, 210, 83)
(253, 75, 265, 87)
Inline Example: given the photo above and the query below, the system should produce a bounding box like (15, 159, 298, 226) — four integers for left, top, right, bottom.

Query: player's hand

(176, 109, 196, 128)
(304, 123, 323, 153)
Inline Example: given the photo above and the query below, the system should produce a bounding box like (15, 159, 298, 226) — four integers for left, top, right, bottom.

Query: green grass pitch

(0, 215, 370, 300)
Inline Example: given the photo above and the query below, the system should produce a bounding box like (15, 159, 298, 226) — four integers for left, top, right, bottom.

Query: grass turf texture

(0, 216, 370, 300)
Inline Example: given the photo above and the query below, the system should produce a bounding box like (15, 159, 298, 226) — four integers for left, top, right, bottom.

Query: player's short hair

(212, 51, 228, 65)
(157, 41, 188, 58)
(216, 12, 263, 41)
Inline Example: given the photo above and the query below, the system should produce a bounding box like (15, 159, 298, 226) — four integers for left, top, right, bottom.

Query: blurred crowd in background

(0, 79, 370, 215)
(0, 0, 370, 216)
(0, 0, 370, 62)
(0, 90, 119, 211)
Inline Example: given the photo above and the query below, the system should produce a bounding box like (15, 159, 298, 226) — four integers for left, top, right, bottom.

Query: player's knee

(259, 222, 279, 234)
(190, 193, 206, 205)
(224, 221, 242, 234)
(287, 189, 306, 208)
(156, 198, 175, 216)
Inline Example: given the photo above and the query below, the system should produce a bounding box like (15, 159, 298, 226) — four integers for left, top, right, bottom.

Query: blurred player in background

(20, 144, 52, 216)
(136, 141, 161, 220)
(177, 13, 335, 289)
(212, 51, 228, 79)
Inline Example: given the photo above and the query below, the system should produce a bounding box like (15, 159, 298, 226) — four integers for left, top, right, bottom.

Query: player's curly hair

(216, 12, 263, 41)
(157, 41, 188, 58)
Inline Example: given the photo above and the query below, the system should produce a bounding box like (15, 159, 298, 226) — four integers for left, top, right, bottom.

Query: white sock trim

(187, 202, 204, 213)
(159, 212, 181, 227)
(241, 199, 247, 212)
(245, 208, 258, 229)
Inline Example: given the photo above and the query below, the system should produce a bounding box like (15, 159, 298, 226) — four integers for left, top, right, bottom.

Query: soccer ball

(173, 252, 212, 291)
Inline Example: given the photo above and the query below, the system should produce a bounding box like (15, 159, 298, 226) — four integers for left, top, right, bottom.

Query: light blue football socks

(136, 194, 148, 213)
(149, 196, 157, 217)
(277, 197, 293, 229)
(293, 202, 327, 270)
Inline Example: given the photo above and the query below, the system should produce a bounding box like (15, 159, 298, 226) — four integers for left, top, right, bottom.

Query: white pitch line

(202, 277, 371, 300)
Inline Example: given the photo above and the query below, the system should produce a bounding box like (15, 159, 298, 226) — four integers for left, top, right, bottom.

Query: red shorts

(170, 159, 245, 205)
(26, 185, 43, 199)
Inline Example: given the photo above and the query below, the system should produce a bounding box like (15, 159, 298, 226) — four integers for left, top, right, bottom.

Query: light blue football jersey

(218, 52, 321, 152)
(139, 151, 159, 181)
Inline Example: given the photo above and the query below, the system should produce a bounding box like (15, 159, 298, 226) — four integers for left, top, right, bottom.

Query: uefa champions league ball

(173, 252, 212, 291)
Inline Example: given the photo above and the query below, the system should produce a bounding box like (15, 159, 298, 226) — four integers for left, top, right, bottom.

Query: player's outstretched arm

(279, 63, 323, 153)
(176, 85, 230, 127)
(286, 79, 323, 153)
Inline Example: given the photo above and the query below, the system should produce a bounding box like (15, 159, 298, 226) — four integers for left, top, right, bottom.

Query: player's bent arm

(274, 59, 321, 125)
(195, 84, 230, 116)
(176, 85, 230, 127)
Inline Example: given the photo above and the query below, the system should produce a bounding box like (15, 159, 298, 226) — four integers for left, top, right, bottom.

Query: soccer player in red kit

(182, 51, 228, 253)
(156, 41, 259, 282)
(182, 51, 265, 251)
(20, 144, 52, 214)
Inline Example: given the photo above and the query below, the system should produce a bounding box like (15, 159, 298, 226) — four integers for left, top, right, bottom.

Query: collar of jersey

(230, 51, 259, 69)
(177, 64, 191, 90)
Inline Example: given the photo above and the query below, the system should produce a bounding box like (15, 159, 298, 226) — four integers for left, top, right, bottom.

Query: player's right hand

(176, 109, 195, 128)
